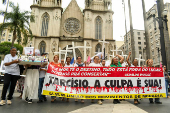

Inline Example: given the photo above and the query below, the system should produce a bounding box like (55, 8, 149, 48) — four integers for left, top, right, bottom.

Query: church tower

(29, 0, 63, 59)
(84, 0, 114, 56)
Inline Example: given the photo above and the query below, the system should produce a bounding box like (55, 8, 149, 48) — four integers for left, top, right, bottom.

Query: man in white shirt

(0, 47, 20, 106)
(89, 56, 102, 105)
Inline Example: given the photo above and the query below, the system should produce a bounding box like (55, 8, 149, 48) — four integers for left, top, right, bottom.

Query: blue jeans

(38, 77, 46, 100)
(165, 79, 169, 97)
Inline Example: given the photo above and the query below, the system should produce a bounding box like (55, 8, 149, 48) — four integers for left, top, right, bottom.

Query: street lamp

(151, 9, 168, 31)
(150, 1, 168, 68)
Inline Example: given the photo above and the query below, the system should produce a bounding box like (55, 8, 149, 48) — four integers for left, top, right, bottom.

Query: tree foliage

(0, 2, 34, 47)
(0, 42, 23, 55)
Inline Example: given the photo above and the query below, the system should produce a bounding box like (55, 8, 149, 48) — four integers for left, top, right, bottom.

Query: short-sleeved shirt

(39, 66, 47, 78)
(50, 62, 62, 67)
(65, 64, 74, 67)
(3, 54, 20, 75)
(74, 63, 85, 67)
(110, 61, 122, 67)
(89, 63, 101, 67)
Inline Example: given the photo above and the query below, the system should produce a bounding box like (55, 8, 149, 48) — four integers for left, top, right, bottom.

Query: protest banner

(42, 64, 166, 99)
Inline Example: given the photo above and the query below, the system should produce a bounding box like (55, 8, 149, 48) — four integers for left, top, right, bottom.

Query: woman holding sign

(126, 52, 141, 105)
(50, 55, 62, 103)
(146, 59, 162, 104)
(89, 56, 103, 105)
(110, 54, 124, 104)
(0, 47, 20, 106)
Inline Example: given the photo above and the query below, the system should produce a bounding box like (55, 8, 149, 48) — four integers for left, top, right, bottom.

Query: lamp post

(150, 2, 168, 68)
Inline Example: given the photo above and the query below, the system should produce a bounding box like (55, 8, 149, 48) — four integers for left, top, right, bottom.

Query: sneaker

(37, 100, 43, 103)
(155, 102, 162, 104)
(98, 100, 102, 105)
(91, 99, 95, 103)
(0, 100, 6, 106)
(28, 99, 32, 104)
(25, 97, 29, 102)
(7, 100, 12, 105)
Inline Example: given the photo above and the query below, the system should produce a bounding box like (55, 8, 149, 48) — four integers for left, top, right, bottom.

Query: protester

(89, 56, 102, 105)
(62, 57, 74, 102)
(0, 47, 20, 106)
(126, 52, 140, 105)
(22, 49, 43, 104)
(163, 65, 169, 98)
(101, 59, 106, 67)
(37, 53, 48, 103)
(110, 54, 124, 104)
(50, 55, 62, 102)
(146, 59, 162, 104)
(17, 77, 25, 99)
(74, 56, 86, 103)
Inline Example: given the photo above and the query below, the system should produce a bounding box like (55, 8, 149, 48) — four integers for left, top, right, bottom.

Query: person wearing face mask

(146, 59, 162, 104)
(126, 52, 140, 105)
(163, 65, 169, 98)
(0, 47, 20, 106)
(110, 54, 124, 104)
(89, 56, 103, 105)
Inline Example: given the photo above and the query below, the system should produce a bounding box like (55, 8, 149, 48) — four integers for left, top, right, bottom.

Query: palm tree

(0, 2, 34, 47)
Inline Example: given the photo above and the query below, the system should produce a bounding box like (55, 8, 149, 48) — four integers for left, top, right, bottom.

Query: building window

(95, 43, 102, 53)
(129, 43, 130, 45)
(139, 47, 142, 50)
(8, 39, 11, 42)
(9, 35, 11, 38)
(95, 16, 102, 39)
(137, 32, 140, 35)
(3, 33, 5, 37)
(144, 42, 146, 45)
(138, 37, 141, 40)
(39, 41, 46, 54)
(1, 38, 4, 41)
(139, 51, 142, 54)
(155, 35, 159, 40)
(138, 42, 141, 45)
(41, 13, 49, 37)
(144, 37, 146, 40)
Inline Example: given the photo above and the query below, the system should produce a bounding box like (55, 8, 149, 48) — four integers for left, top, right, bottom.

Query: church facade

(29, 0, 115, 61)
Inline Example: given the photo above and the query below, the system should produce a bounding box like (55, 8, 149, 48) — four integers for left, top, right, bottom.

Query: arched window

(41, 13, 49, 36)
(95, 43, 102, 53)
(39, 41, 46, 54)
(95, 16, 102, 39)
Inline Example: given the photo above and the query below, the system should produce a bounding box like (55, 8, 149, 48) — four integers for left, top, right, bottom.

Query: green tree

(0, 2, 34, 47)
(0, 42, 23, 55)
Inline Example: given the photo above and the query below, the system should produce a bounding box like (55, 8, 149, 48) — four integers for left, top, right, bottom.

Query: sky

(0, 0, 170, 41)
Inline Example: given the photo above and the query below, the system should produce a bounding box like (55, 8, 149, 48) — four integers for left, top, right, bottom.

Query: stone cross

(135, 54, 145, 67)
